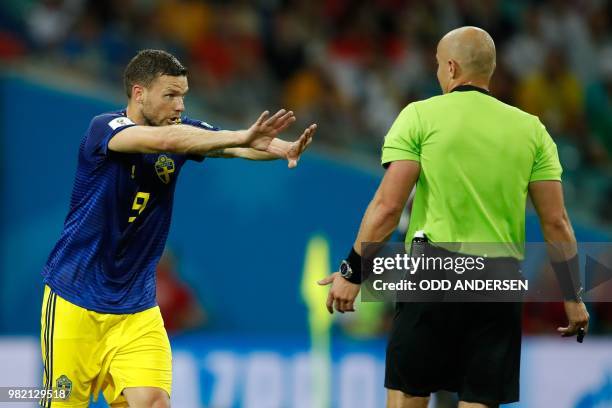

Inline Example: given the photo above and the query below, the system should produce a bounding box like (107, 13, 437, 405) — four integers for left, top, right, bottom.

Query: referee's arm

(318, 160, 420, 314)
(352, 161, 420, 245)
(529, 180, 590, 337)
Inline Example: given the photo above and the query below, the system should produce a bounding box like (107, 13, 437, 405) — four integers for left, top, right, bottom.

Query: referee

(319, 26, 589, 408)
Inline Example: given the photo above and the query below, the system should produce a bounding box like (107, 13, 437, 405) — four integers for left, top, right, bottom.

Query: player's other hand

(317, 272, 360, 314)
(244, 109, 296, 151)
(558, 300, 589, 339)
(283, 124, 316, 168)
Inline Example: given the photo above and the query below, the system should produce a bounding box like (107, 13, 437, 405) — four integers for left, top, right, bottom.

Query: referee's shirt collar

(450, 84, 490, 95)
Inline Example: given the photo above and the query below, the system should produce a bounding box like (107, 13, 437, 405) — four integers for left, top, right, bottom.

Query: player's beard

(142, 109, 165, 127)
(142, 114, 157, 126)
(141, 101, 164, 127)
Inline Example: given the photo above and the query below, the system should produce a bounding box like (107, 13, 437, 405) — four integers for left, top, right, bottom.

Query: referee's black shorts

(384, 246, 523, 405)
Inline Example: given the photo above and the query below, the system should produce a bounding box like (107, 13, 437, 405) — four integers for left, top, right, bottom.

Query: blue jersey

(42, 110, 217, 313)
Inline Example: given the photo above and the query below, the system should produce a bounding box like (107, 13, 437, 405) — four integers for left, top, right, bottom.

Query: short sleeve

(180, 116, 220, 162)
(381, 103, 422, 168)
(529, 120, 563, 182)
(83, 114, 136, 161)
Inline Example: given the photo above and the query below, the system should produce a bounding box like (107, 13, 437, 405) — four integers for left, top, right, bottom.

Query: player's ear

(132, 84, 145, 104)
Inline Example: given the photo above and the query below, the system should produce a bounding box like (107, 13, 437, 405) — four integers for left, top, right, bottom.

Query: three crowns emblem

(154, 155, 175, 184)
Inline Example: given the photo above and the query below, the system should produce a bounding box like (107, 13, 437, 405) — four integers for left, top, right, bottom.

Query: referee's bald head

(436, 26, 496, 94)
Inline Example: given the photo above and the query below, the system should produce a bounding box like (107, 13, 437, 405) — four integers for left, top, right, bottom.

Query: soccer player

(40, 49, 316, 408)
(319, 27, 589, 407)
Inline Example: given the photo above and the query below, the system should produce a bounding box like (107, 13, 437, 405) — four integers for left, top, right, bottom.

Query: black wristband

(344, 247, 363, 284)
(552, 254, 583, 301)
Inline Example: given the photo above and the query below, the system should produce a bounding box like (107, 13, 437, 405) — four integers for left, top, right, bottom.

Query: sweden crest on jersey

(155, 155, 175, 184)
(56, 374, 72, 399)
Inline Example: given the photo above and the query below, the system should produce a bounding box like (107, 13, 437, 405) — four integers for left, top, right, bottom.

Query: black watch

(572, 287, 585, 303)
(340, 247, 363, 284)
(340, 260, 353, 280)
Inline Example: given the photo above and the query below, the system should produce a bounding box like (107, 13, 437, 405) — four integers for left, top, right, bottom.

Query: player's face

(141, 75, 189, 126)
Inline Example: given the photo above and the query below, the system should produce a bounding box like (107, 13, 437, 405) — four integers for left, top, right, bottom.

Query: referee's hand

(317, 272, 361, 314)
(558, 300, 589, 340)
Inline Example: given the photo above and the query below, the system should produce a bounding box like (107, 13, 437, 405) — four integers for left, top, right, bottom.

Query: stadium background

(0, 0, 611, 407)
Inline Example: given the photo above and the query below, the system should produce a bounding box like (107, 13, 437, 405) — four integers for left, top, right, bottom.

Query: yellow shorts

(40, 285, 172, 407)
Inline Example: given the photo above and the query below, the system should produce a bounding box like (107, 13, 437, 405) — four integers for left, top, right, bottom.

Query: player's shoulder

(88, 110, 135, 133)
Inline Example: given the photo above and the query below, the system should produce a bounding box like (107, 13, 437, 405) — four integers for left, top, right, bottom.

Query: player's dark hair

(123, 49, 187, 98)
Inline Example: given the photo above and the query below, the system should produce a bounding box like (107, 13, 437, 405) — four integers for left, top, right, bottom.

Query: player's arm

(206, 124, 316, 168)
(528, 180, 589, 338)
(108, 110, 295, 155)
(318, 160, 420, 313)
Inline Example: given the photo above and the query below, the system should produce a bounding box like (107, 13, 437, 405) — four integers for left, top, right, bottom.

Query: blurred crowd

(0, 0, 611, 225)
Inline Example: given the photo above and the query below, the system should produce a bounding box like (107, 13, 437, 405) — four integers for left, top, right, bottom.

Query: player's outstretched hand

(245, 109, 296, 151)
(283, 124, 316, 168)
(558, 300, 589, 342)
(317, 272, 360, 314)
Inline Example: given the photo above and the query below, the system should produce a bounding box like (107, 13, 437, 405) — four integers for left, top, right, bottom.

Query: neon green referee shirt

(381, 86, 562, 258)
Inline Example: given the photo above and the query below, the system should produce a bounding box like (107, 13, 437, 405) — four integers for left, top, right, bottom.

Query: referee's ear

(449, 59, 461, 80)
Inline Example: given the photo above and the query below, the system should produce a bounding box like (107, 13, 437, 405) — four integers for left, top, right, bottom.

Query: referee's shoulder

(395, 94, 445, 117)
(403, 93, 456, 113)
(426, 93, 540, 124)
(493, 98, 540, 122)
(410, 94, 446, 108)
